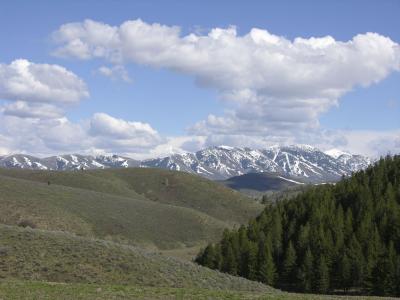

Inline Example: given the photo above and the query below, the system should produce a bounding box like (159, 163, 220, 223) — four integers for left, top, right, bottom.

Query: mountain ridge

(0, 145, 372, 183)
(142, 145, 372, 182)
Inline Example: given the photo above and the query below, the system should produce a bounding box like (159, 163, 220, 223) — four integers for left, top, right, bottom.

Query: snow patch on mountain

(142, 145, 372, 182)
(325, 148, 351, 159)
(0, 145, 372, 183)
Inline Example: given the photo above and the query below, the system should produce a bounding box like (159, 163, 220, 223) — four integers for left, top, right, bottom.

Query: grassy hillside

(0, 225, 272, 292)
(0, 168, 393, 300)
(3, 174, 236, 248)
(0, 226, 392, 299)
(0, 168, 262, 249)
(0, 168, 262, 225)
(0, 281, 395, 300)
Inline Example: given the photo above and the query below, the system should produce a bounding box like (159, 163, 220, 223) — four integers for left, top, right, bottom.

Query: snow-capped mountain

(141, 145, 372, 182)
(0, 154, 139, 171)
(0, 154, 49, 170)
(0, 145, 372, 183)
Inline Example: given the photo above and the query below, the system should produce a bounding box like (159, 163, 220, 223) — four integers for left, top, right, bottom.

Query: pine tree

(196, 155, 400, 297)
(315, 256, 330, 293)
(201, 244, 217, 269)
(221, 230, 238, 275)
(222, 243, 237, 275)
(258, 237, 276, 285)
(338, 253, 351, 292)
(383, 242, 397, 295)
(347, 236, 364, 290)
(282, 241, 297, 290)
(297, 247, 313, 292)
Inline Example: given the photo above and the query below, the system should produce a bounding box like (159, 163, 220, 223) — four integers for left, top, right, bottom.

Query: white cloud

(0, 21, 398, 159)
(97, 65, 131, 82)
(88, 113, 163, 153)
(0, 59, 89, 104)
(52, 19, 400, 141)
(0, 59, 89, 121)
(1, 101, 64, 119)
(0, 58, 163, 157)
(327, 129, 400, 157)
(90, 112, 158, 139)
(0, 109, 398, 159)
(0, 112, 165, 157)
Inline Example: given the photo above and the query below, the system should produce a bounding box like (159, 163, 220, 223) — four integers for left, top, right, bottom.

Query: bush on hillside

(17, 219, 37, 229)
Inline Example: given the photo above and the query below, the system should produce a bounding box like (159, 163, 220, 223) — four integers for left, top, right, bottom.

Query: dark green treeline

(196, 155, 400, 296)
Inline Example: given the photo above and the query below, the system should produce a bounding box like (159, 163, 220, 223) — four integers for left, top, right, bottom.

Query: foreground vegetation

(197, 156, 400, 297)
(1, 281, 398, 300)
(1, 163, 398, 299)
(0, 224, 272, 292)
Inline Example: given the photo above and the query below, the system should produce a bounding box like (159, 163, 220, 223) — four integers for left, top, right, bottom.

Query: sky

(0, 0, 399, 159)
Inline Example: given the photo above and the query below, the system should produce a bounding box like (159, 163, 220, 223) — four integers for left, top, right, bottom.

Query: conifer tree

(297, 247, 313, 292)
(338, 253, 351, 292)
(282, 241, 297, 290)
(257, 237, 276, 285)
(222, 243, 237, 275)
(196, 155, 400, 297)
(315, 256, 330, 293)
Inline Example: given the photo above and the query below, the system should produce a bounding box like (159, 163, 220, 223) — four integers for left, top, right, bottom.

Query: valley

(0, 158, 398, 299)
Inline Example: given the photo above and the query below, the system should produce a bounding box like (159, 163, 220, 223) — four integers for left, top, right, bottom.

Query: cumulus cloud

(0, 59, 163, 156)
(0, 59, 89, 104)
(330, 130, 400, 157)
(0, 109, 398, 158)
(1, 21, 398, 159)
(0, 59, 89, 120)
(52, 19, 400, 139)
(0, 112, 165, 157)
(89, 113, 162, 152)
(97, 65, 131, 82)
(1, 101, 64, 119)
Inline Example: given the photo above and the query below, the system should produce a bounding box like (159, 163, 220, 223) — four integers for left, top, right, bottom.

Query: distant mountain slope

(0, 224, 272, 293)
(220, 172, 306, 196)
(0, 154, 139, 170)
(0, 145, 371, 183)
(0, 168, 262, 249)
(142, 145, 371, 182)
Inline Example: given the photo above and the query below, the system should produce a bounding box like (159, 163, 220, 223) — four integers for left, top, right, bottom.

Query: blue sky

(0, 1, 399, 158)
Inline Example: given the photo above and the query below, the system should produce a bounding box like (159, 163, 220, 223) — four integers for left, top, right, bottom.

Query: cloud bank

(0, 59, 163, 157)
(52, 19, 400, 138)
(1, 19, 399, 159)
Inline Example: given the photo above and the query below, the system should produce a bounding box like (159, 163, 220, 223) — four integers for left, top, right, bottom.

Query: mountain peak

(215, 145, 236, 151)
(325, 148, 351, 159)
(0, 145, 371, 183)
(143, 144, 371, 182)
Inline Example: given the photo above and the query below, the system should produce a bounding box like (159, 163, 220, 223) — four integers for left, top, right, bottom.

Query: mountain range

(0, 145, 371, 183)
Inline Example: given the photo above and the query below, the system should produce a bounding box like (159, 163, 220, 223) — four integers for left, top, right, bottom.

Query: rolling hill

(0, 168, 263, 250)
(0, 161, 394, 300)
(0, 224, 273, 292)
(0, 225, 392, 299)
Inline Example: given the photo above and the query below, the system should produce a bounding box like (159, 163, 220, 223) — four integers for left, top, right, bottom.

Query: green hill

(0, 168, 262, 249)
(0, 224, 273, 293)
(196, 155, 400, 297)
(1, 281, 395, 300)
(0, 226, 391, 299)
(0, 167, 395, 300)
